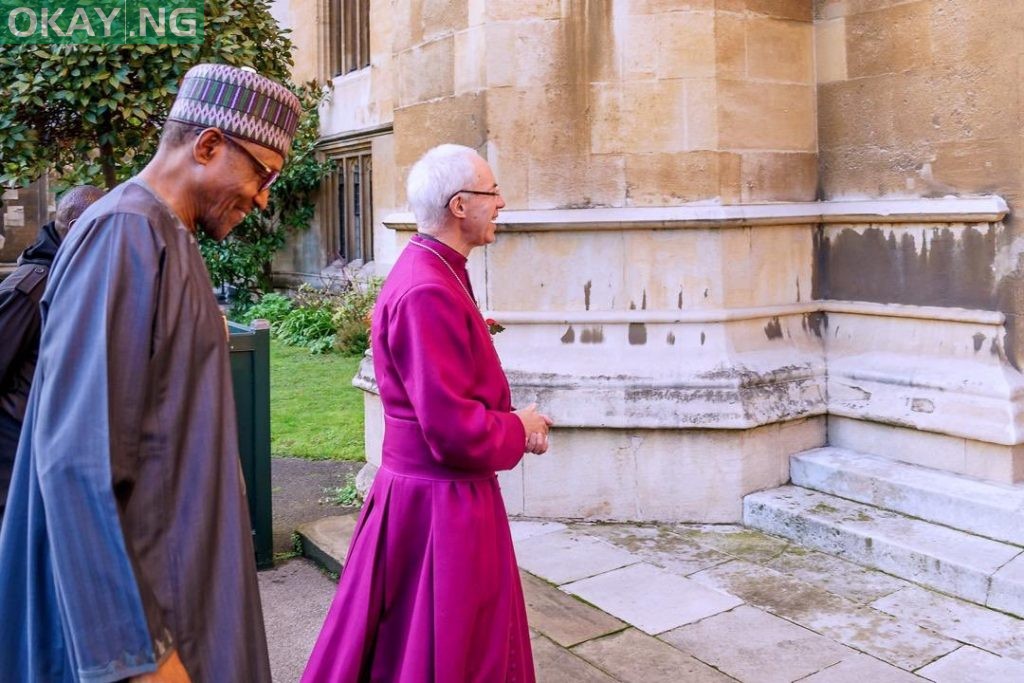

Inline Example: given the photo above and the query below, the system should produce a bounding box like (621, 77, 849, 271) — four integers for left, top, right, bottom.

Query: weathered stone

(873, 586, 1024, 662)
(530, 632, 618, 683)
(744, 486, 1021, 606)
(673, 524, 790, 564)
(988, 553, 1024, 619)
(514, 530, 637, 585)
(396, 36, 455, 107)
(815, 17, 847, 83)
(739, 152, 818, 203)
(661, 605, 855, 683)
(797, 654, 926, 683)
(744, 17, 813, 83)
(718, 80, 816, 151)
(656, 11, 716, 79)
(508, 519, 567, 543)
(296, 514, 358, 575)
(393, 93, 486, 168)
(573, 628, 734, 683)
(573, 523, 732, 577)
(918, 645, 1024, 682)
(563, 562, 743, 635)
(690, 560, 959, 670)
(765, 547, 910, 605)
(790, 447, 1024, 545)
(520, 571, 626, 647)
(845, 1, 933, 79)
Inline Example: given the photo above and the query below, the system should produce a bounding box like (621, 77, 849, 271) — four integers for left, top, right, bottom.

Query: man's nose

(254, 188, 271, 211)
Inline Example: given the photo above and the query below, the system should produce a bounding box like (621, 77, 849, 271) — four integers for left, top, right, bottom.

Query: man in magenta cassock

(303, 144, 554, 682)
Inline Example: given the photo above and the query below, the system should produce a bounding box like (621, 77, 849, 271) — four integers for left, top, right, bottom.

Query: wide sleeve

(390, 283, 526, 472)
(31, 215, 172, 682)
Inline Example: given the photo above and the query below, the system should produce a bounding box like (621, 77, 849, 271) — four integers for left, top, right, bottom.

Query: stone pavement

(285, 515, 1024, 682)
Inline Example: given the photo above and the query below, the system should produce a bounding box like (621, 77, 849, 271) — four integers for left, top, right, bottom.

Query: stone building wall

(291, 0, 1024, 520)
(815, 0, 1024, 365)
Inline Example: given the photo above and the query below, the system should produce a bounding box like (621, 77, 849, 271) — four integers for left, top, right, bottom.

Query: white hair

(406, 144, 480, 232)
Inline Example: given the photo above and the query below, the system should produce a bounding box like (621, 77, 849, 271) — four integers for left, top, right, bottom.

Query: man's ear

(192, 129, 222, 166)
(447, 194, 466, 218)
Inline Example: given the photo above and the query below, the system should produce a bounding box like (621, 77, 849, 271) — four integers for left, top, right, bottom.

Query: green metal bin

(228, 320, 273, 570)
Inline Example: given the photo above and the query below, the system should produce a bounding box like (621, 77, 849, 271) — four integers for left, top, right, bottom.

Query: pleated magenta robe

(302, 233, 534, 683)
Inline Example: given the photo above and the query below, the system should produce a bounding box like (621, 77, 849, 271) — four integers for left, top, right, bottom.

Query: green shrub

(241, 292, 293, 327)
(277, 304, 336, 354)
(331, 278, 382, 357)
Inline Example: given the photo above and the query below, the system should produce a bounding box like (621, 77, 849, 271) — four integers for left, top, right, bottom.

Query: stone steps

(791, 447, 1024, 545)
(743, 485, 1024, 618)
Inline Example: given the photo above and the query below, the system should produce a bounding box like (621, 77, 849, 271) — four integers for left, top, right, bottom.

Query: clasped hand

(514, 403, 554, 455)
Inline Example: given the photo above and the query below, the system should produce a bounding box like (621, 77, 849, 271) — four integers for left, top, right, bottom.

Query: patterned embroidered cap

(167, 63, 301, 157)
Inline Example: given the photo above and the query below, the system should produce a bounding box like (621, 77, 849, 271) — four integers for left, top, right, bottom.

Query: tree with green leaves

(0, 0, 335, 301)
(0, 1, 294, 189)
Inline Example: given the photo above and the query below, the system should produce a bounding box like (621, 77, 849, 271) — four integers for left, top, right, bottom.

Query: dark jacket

(0, 221, 61, 425)
(0, 221, 61, 515)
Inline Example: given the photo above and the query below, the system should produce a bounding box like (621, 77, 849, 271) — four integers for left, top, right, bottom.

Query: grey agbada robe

(0, 179, 271, 682)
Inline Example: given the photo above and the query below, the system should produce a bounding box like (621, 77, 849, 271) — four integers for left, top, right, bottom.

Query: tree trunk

(100, 142, 116, 189)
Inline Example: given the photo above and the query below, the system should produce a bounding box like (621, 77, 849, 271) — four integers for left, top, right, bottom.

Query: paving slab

(794, 654, 927, 682)
(690, 560, 958, 670)
(745, 486, 1021, 606)
(520, 570, 626, 647)
(765, 547, 910, 605)
(661, 605, 853, 683)
(918, 645, 1024, 682)
(573, 628, 737, 683)
(296, 514, 358, 575)
(575, 522, 733, 577)
(510, 519, 567, 543)
(873, 585, 1024, 662)
(530, 632, 617, 683)
(515, 530, 638, 585)
(563, 562, 743, 635)
(987, 551, 1024, 618)
(673, 524, 791, 564)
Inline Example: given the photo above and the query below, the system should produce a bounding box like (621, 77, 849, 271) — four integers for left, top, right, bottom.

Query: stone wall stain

(667, 332, 676, 345)
(973, 332, 985, 352)
(584, 280, 592, 310)
(581, 326, 604, 343)
(814, 225, 997, 309)
(700, 331, 706, 346)
(764, 317, 783, 340)
(628, 323, 647, 345)
(561, 326, 575, 343)
(802, 312, 827, 338)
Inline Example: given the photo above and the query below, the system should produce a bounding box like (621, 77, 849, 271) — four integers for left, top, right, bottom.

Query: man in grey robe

(0, 64, 300, 683)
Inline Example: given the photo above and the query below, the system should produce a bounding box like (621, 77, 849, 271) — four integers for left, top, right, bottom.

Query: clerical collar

(411, 232, 467, 268)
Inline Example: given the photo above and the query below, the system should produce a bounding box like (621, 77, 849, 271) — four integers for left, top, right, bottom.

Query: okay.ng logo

(1, 1, 204, 44)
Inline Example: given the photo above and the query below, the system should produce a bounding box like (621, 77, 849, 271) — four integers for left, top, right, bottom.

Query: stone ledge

(791, 448, 1024, 545)
(383, 196, 1008, 232)
(296, 515, 358, 576)
(743, 486, 1024, 616)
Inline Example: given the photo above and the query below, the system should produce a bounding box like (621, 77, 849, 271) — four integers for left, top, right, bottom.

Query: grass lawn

(270, 341, 366, 461)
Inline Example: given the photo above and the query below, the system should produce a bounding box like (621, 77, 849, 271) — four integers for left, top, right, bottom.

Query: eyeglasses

(443, 187, 502, 208)
(197, 128, 280, 192)
(222, 134, 280, 192)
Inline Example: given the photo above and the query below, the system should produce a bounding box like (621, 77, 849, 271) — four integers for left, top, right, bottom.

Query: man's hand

(130, 650, 191, 683)
(514, 403, 554, 454)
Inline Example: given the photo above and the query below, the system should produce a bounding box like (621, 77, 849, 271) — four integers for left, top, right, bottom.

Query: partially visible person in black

(0, 185, 104, 521)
